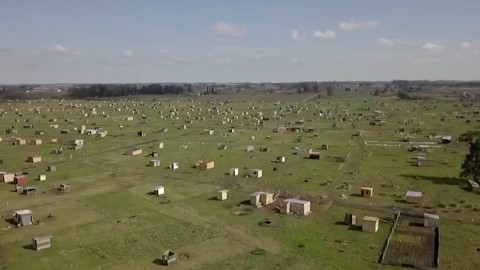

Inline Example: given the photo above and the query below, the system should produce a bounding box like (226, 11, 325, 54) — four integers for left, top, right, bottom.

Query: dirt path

(302, 93, 320, 102)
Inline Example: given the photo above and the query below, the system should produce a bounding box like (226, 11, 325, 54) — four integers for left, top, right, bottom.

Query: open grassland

(0, 92, 479, 269)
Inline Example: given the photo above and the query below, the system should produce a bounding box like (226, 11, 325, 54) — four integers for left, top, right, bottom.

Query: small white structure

(152, 186, 165, 195)
(362, 216, 379, 233)
(406, 191, 422, 204)
(39, 175, 46, 181)
(32, 236, 52, 251)
(169, 162, 179, 170)
(282, 199, 311, 216)
(229, 168, 239, 176)
(250, 191, 274, 207)
(217, 190, 228, 201)
(277, 156, 286, 163)
(149, 160, 161, 167)
(246, 145, 254, 152)
(250, 169, 263, 178)
(0, 172, 15, 183)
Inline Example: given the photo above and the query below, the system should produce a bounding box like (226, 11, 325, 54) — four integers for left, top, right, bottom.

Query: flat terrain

(0, 92, 479, 270)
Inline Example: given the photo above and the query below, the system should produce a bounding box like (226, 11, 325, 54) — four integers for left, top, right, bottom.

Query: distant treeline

(68, 84, 193, 98)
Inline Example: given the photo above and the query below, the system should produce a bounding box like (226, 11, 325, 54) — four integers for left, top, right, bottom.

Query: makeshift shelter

(196, 160, 214, 170)
(32, 236, 52, 251)
(128, 148, 142, 156)
(309, 152, 321, 160)
(13, 138, 26, 145)
(23, 186, 37, 195)
(277, 156, 286, 163)
(27, 155, 42, 163)
(360, 187, 373, 198)
(217, 190, 228, 201)
(281, 199, 311, 216)
(424, 213, 439, 228)
(13, 209, 33, 226)
(31, 139, 42, 145)
(250, 191, 274, 207)
(0, 172, 15, 183)
(59, 184, 70, 192)
(160, 250, 177, 266)
(169, 162, 179, 170)
(47, 165, 57, 172)
(39, 175, 46, 181)
(152, 186, 165, 195)
(246, 145, 254, 152)
(154, 142, 164, 149)
(229, 168, 239, 176)
(14, 175, 27, 186)
(344, 213, 357, 226)
(362, 216, 379, 233)
(406, 191, 422, 204)
(250, 169, 263, 178)
(150, 160, 161, 167)
(467, 180, 480, 193)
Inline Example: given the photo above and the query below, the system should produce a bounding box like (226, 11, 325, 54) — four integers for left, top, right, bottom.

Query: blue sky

(1, 0, 479, 83)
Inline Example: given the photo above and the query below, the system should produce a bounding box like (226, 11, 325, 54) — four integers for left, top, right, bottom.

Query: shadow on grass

(238, 199, 251, 206)
(207, 196, 217, 201)
(347, 225, 362, 231)
(22, 244, 35, 250)
(399, 174, 460, 185)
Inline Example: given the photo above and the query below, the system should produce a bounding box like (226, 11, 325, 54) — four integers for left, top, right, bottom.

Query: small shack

(31, 139, 42, 145)
(23, 186, 37, 195)
(406, 191, 422, 204)
(250, 169, 263, 178)
(360, 187, 373, 198)
(309, 152, 321, 160)
(467, 180, 480, 193)
(39, 175, 46, 181)
(229, 168, 239, 176)
(196, 160, 214, 170)
(0, 172, 15, 183)
(47, 165, 57, 172)
(128, 148, 142, 156)
(217, 190, 228, 201)
(250, 191, 274, 207)
(160, 250, 177, 266)
(246, 145, 254, 152)
(424, 213, 439, 228)
(152, 186, 165, 196)
(277, 156, 286, 163)
(362, 216, 379, 233)
(149, 160, 161, 167)
(13, 209, 33, 226)
(27, 155, 42, 163)
(169, 162, 179, 170)
(281, 199, 311, 216)
(154, 142, 164, 149)
(14, 175, 27, 186)
(32, 236, 52, 251)
(344, 213, 357, 226)
(59, 184, 71, 192)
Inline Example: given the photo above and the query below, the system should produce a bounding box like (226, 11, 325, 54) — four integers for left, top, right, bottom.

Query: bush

(250, 248, 267, 256)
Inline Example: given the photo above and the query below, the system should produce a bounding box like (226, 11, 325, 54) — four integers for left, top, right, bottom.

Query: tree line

(68, 84, 193, 98)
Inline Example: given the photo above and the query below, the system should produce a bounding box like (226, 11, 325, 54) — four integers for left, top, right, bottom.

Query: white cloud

(122, 49, 133, 58)
(339, 20, 379, 31)
(252, 54, 262, 59)
(291, 58, 299, 64)
(158, 49, 170, 55)
(422, 42, 444, 52)
(312, 30, 336, 40)
(291, 29, 300, 41)
(213, 22, 246, 37)
(47, 44, 71, 54)
(211, 57, 233, 65)
(377, 38, 395, 46)
(460, 42, 472, 50)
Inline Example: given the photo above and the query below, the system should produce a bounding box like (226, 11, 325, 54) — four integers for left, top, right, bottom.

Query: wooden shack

(250, 169, 263, 178)
(250, 191, 274, 207)
(406, 191, 422, 204)
(344, 213, 357, 226)
(169, 162, 179, 170)
(277, 156, 286, 163)
(467, 180, 480, 193)
(0, 172, 15, 183)
(281, 199, 311, 216)
(152, 186, 165, 195)
(362, 216, 379, 233)
(13, 209, 32, 226)
(128, 148, 142, 156)
(149, 160, 161, 167)
(217, 190, 228, 201)
(360, 187, 373, 198)
(229, 168, 239, 176)
(196, 160, 214, 170)
(27, 155, 42, 163)
(32, 236, 52, 251)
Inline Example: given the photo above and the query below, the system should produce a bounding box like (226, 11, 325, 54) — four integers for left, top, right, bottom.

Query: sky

(1, 0, 480, 84)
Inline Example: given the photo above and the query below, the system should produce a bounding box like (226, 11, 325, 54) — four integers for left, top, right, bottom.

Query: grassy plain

(0, 92, 479, 269)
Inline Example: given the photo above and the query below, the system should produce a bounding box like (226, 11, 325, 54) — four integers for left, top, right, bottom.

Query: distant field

(0, 92, 479, 270)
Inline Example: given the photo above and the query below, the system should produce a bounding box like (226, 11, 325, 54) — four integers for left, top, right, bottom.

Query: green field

(0, 92, 479, 270)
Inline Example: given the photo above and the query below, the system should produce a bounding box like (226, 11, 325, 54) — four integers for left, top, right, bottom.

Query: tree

(460, 139, 480, 181)
(326, 86, 334, 96)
